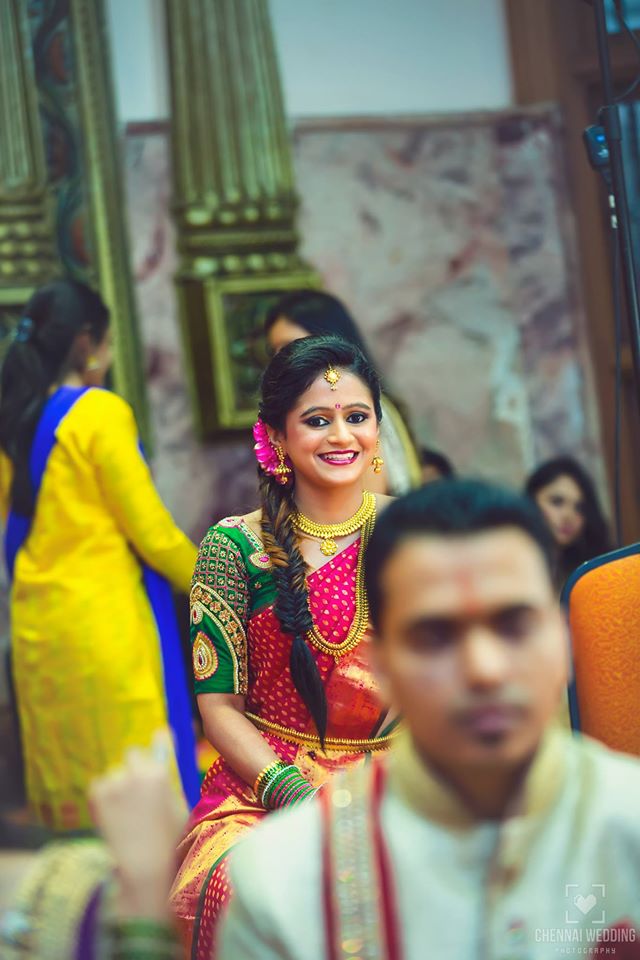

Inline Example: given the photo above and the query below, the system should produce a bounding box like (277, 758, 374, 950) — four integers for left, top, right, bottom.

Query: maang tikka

(324, 365, 340, 390)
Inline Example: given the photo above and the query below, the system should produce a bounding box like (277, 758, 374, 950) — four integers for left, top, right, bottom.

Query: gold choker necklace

(292, 491, 376, 556)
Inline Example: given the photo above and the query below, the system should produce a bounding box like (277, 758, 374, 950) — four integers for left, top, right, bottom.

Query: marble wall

(123, 107, 605, 545)
(292, 110, 602, 488)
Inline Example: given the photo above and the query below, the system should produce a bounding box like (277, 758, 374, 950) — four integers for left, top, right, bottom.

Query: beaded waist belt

(246, 711, 398, 752)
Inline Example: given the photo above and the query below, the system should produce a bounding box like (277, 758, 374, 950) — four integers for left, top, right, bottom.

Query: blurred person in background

(170, 337, 397, 958)
(0, 279, 199, 832)
(420, 445, 455, 484)
(265, 289, 422, 495)
(219, 480, 640, 959)
(0, 731, 186, 959)
(525, 455, 610, 590)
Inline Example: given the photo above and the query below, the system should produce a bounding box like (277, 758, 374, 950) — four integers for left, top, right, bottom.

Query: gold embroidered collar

(388, 725, 569, 830)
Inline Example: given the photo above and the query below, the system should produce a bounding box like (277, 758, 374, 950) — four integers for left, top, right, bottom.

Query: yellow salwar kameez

(0, 388, 197, 831)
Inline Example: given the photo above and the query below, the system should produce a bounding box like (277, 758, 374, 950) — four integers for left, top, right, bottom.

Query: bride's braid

(258, 336, 382, 742)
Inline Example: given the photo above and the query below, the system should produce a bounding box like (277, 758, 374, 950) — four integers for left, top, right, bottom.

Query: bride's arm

(198, 692, 279, 787)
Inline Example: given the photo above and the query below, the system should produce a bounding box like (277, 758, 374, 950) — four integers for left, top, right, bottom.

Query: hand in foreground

(89, 730, 188, 920)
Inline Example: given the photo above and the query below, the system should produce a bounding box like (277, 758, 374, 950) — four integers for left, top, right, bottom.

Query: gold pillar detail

(0, 0, 57, 311)
(68, 0, 150, 442)
(166, 0, 317, 434)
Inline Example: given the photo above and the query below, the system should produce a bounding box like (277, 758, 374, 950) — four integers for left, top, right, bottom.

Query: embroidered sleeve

(190, 526, 249, 695)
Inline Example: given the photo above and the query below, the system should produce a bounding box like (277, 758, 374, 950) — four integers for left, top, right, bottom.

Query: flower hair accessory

(253, 419, 292, 484)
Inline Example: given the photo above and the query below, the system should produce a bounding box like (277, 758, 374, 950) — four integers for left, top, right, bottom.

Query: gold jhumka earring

(371, 440, 384, 474)
(273, 444, 292, 484)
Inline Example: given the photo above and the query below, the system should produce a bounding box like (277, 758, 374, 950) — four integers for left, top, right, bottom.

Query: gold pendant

(320, 538, 338, 556)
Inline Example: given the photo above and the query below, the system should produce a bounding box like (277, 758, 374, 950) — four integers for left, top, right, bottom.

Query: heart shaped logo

(574, 894, 597, 915)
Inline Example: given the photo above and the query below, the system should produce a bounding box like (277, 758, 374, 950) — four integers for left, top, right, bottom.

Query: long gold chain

(305, 501, 376, 658)
(293, 491, 376, 557)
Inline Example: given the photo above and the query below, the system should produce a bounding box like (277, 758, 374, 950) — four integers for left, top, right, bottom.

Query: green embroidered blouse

(189, 519, 276, 696)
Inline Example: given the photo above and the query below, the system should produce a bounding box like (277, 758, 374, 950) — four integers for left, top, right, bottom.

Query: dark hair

(0, 279, 109, 515)
(265, 290, 376, 368)
(365, 479, 555, 631)
(524, 456, 610, 580)
(420, 447, 455, 479)
(259, 335, 382, 741)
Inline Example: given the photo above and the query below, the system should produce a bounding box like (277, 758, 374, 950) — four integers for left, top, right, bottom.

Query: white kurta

(219, 729, 640, 959)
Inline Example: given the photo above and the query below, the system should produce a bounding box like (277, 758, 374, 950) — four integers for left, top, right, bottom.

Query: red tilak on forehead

(455, 565, 483, 616)
(335, 403, 342, 410)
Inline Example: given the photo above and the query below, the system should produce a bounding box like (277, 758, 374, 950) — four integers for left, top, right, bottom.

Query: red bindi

(335, 403, 341, 410)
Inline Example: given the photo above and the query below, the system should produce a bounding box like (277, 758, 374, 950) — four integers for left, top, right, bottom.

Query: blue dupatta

(3, 386, 200, 806)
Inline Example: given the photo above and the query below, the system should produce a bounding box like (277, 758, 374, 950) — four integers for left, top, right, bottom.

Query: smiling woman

(170, 337, 398, 958)
(524, 457, 610, 590)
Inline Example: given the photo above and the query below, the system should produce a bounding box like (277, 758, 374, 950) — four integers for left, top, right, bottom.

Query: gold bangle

(252, 759, 287, 797)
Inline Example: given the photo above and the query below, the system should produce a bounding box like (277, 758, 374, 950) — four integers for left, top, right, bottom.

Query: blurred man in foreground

(220, 480, 640, 959)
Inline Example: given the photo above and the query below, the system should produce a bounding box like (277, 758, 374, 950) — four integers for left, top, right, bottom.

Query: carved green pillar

(0, 0, 57, 326)
(69, 0, 150, 440)
(69, 0, 149, 442)
(166, 0, 317, 434)
(0, 1, 148, 438)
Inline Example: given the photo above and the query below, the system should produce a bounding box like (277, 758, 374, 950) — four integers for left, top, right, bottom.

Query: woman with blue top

(0, 278, 199, 830)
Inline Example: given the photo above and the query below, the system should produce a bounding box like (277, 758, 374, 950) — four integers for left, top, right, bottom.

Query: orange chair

(562, 544, 640, 758)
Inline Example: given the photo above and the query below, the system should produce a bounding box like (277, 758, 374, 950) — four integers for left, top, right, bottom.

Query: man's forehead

(380, 528, 552, 610)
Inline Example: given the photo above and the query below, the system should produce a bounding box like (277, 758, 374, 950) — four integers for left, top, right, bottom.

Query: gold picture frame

(200, 273, 319, 431)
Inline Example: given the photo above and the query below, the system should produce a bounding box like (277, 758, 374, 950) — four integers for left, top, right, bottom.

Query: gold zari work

(246, 712, 397, 751)
(190, 581, 248, 694)
(193, 631, 219, 681)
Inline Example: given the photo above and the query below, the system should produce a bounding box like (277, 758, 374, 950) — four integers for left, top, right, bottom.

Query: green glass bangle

(112, 945, 179, 956)
(258, 763, 295, 805)
(263, 768, 301, 808)
(261, 766, 299, 806)
(112, 919, 176, 938)
(263, 765, 316, 810)
(111, 917, 180, 960)
(253, 759, 287, 797)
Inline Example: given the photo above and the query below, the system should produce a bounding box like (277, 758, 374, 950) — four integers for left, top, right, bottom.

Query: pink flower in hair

(253, 419, 279, 475)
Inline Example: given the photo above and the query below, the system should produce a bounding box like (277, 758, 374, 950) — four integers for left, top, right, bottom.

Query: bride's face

(272, 369, 378, 492)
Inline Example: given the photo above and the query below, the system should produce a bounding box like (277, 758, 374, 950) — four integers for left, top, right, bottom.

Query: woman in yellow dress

(0, 279, 199, 831)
